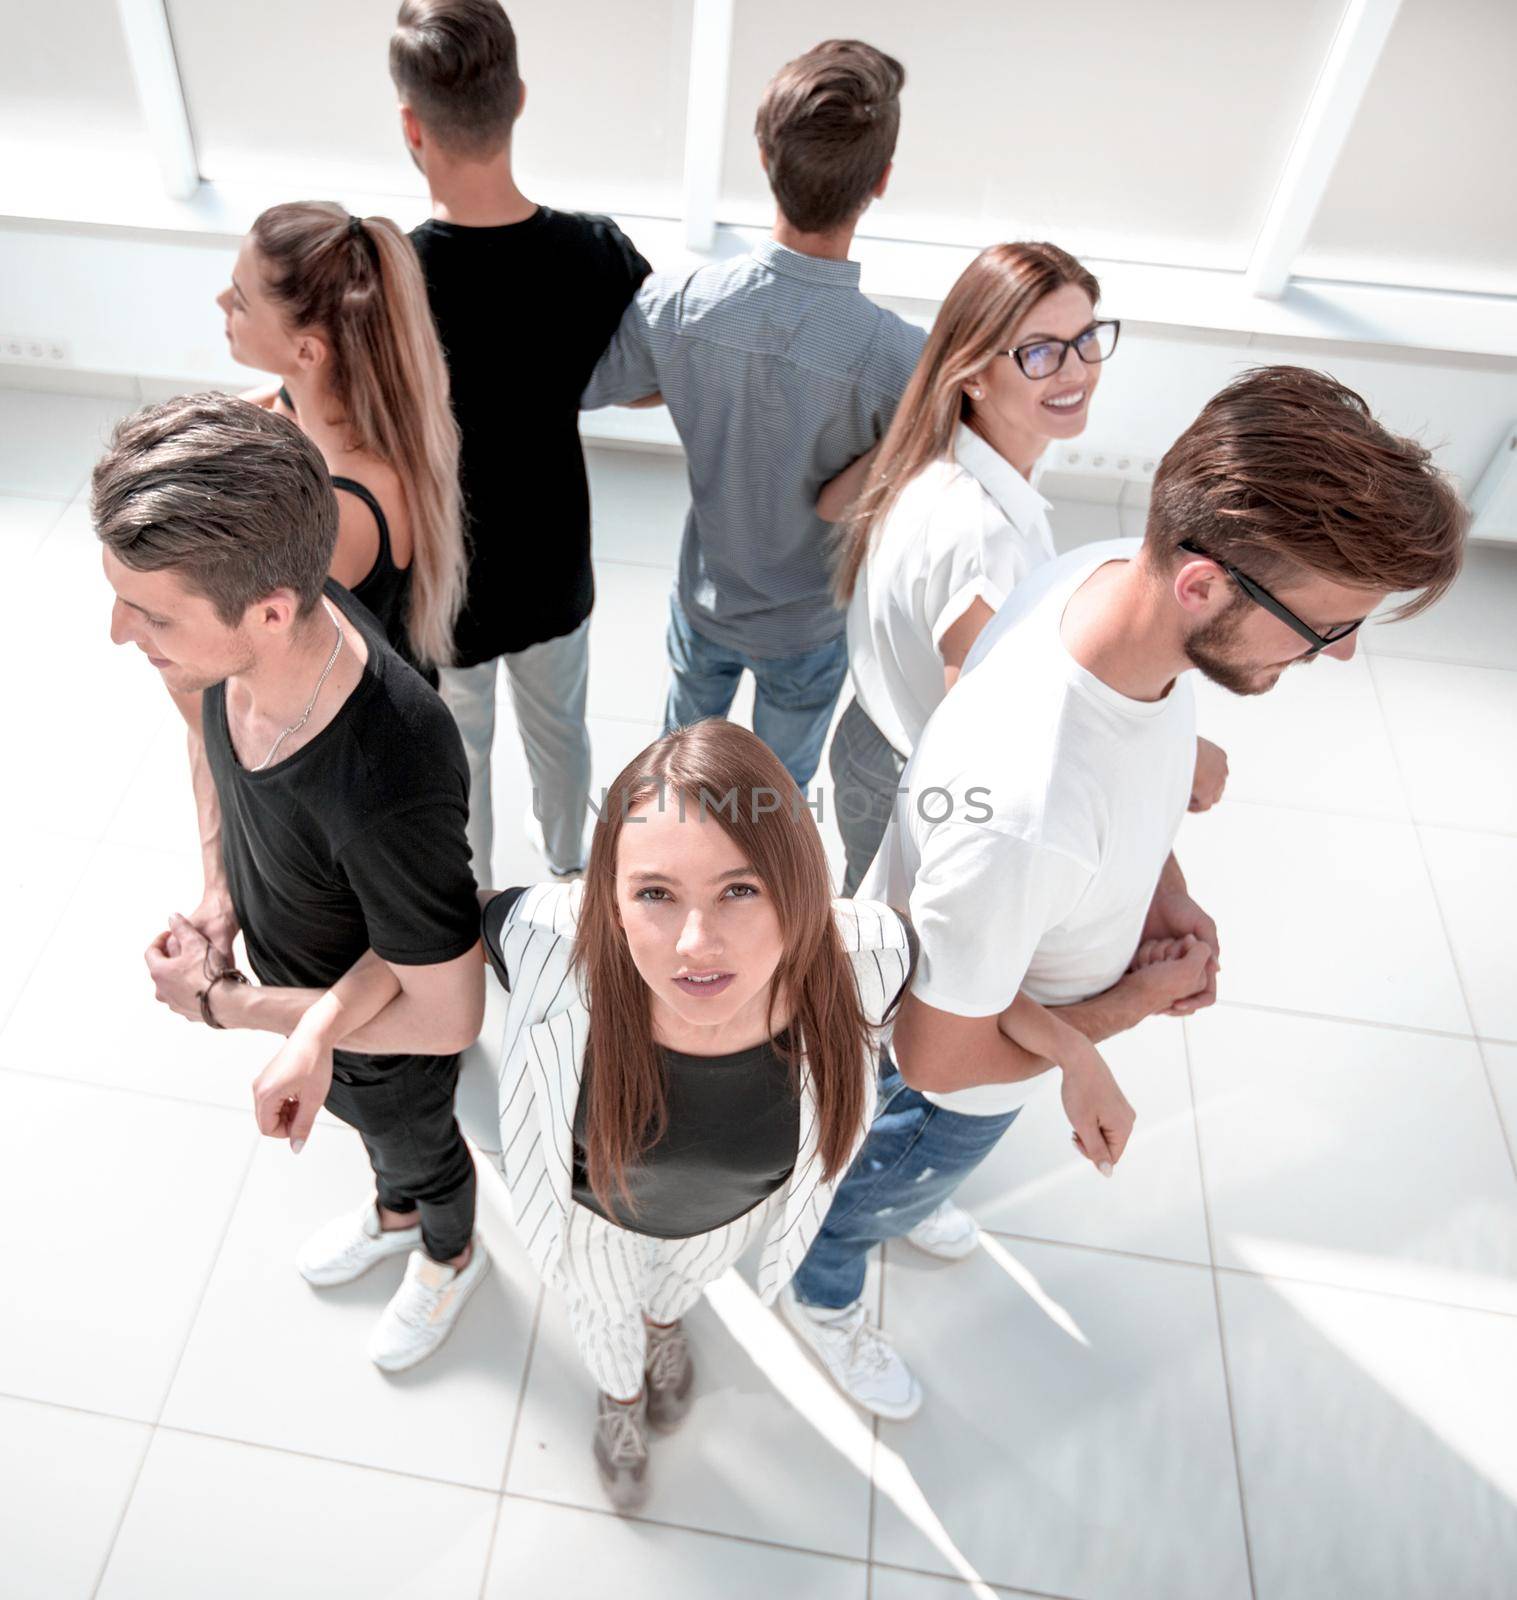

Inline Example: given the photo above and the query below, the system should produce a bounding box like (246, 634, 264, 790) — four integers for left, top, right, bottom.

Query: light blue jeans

(792, 1055, 1021, 1310)
(663, 594, 850, 792)
(438, 617, 592, 881)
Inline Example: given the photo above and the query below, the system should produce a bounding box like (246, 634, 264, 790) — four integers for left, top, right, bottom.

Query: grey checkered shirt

(581, 238, 925, 659)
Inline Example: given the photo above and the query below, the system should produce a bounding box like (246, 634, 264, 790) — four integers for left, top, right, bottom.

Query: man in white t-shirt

(782, 365, 1467, 1417)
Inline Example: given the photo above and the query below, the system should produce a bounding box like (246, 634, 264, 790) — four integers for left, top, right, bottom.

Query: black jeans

(324, 1049, 476, 1262)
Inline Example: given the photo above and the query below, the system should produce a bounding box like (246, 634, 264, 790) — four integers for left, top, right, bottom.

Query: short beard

(1183, 600, 1271, 697)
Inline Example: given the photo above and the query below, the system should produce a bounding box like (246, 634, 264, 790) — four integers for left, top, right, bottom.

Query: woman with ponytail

(217, 201, 466, 678)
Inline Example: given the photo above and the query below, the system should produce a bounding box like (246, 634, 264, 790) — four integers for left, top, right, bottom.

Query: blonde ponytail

(251, 201, 467, 669)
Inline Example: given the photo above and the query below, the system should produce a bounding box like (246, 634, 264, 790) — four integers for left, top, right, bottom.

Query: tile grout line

(0, 726, 182, 1037)
(865, 1244, 886, 1599)
(89, 1127, 261, 1600)
(0, 830, 123, 1040)
(477, 1284, 547, 1600)
(1361, 645, 1517, 677)
(0, 1382, 544, 1491)
(979, 1227, 1517, 1322)
(1180, 1015, 1259, 1600)
(143, 1418, 504, 1494)
(0, 1061, 257, 1117)
(1210, 775, 1517, 839)
(1414, 871, 1517, 1184)
(1203, 995, 1507, 1046)
(1362, 655, 1517, 1187)
(1, 1385, 611, 1504)
(497, 1484, 875, 1577)
(869, 1553, 1081, 1599)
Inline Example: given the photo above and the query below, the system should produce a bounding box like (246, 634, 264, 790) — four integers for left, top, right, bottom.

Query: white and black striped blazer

(463, 880, 913, 1302)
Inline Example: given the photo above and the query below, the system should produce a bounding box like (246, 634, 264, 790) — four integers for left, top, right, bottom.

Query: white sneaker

(780, 1288, 922, 1420)
(297, 1204, 421, 1288)
(904, 1199, 980, 1262)
(523, 804, 584, 879)
(369, 1238, 490, 1373)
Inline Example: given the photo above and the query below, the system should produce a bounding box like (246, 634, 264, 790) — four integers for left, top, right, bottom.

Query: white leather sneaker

(904, 1199, 981, 1262)
(369, 1238, 490, 1373)
(780, 1288, 922, 1420)
(296, 1204, 421, 1288)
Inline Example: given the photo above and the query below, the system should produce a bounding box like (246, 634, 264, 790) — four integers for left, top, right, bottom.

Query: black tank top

(276, 387, 433, 685)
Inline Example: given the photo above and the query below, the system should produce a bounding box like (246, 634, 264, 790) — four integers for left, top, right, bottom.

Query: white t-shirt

(861, 539, 1197, 1115)
(846, 425, 1056, 757)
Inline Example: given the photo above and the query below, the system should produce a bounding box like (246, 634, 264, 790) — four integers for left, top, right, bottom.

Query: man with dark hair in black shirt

(390, 0, 652, 883)
(96, 393, 490, 1375)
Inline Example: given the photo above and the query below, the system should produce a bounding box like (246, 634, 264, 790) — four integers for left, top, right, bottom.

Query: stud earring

(970, 387, 984, 400)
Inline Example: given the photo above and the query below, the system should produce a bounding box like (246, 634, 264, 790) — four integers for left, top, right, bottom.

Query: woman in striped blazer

(465, 721, 916, 1512)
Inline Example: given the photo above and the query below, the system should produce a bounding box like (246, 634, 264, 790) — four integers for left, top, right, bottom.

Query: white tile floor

(2, 386, 1515, 1599)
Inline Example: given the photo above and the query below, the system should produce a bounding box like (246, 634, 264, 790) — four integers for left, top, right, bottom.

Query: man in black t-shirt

(390, 1, 652, 883)
(96, 393, 490, 1376)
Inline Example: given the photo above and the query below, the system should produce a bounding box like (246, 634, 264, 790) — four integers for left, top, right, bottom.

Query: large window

(718, 0, 1346, 271)
(0, 0, 149, 165)
(1297, 0, 1517, 297)
(165, 0, 692, 215)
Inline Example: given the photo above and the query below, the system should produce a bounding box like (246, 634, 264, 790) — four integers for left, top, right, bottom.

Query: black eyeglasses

(999, 319, 1120, 380)
(1178, 539, 1364, 657)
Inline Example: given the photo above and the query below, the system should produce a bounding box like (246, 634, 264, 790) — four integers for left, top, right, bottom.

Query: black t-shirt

(572, 1035, 802, 1239)
(409, 208, 651, 666)
(481, 888, 919, 1239)
(203, 580, 479, 1060)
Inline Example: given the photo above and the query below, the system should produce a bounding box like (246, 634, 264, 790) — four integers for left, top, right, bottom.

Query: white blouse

(845, 424, 1056, 758)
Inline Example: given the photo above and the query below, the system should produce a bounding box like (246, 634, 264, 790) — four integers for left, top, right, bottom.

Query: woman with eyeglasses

(823, 241, 1126, 896)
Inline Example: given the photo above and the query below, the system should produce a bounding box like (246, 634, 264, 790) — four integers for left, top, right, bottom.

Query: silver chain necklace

(250, 601, 345, 772)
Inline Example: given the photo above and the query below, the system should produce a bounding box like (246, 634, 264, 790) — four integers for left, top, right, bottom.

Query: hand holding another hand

(1129, 933, 1216, 1017)
(188, 891, 240, 972)
(145, 912, 216, 1022)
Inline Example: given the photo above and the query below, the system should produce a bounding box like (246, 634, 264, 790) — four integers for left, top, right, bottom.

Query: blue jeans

(664, 594, 850, 792)
(792, 1058, 1020, 1310)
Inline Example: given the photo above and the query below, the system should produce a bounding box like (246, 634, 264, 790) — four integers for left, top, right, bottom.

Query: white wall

(0, 0, 1514, 510)
(3, 220, 1512, 512)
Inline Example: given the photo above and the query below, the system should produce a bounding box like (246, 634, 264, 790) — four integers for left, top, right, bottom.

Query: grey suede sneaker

(594, 1391, 651, 1512)
(644, 1320, 694, 1432)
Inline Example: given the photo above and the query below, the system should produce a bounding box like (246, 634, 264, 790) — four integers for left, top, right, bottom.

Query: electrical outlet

(1039, 443, 1158, 506)
(0, 334, 71, 366)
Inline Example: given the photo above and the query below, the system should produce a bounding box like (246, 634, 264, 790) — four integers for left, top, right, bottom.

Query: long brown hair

(251, 201, 466, 668)
(833, 241, 1100, 604)
(574, 721, 875, 1214)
